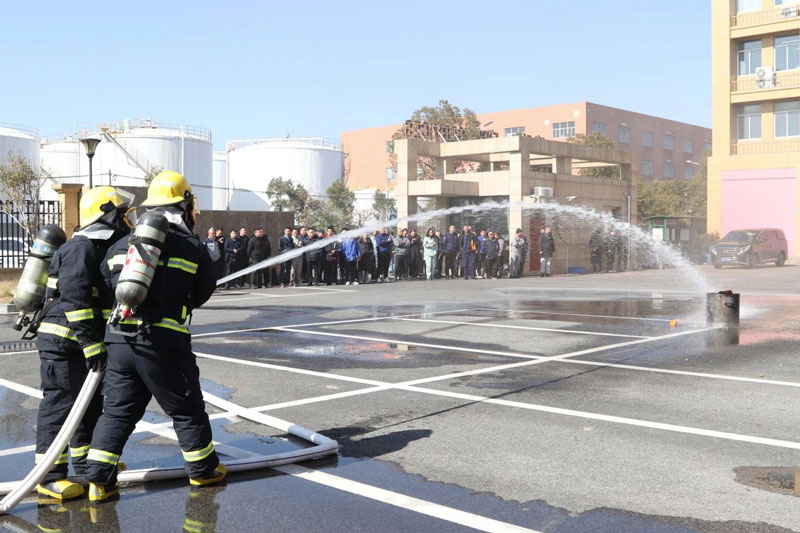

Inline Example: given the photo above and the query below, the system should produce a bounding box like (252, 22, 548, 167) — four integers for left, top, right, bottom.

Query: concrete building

(342, 102, 710, 191)
(708, 0, 800, 255)
(394, 135, 637, 275)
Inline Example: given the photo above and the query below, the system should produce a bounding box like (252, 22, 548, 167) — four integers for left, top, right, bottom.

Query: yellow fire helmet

(79, 186, 135, 227)
(141, 170, 193, 207)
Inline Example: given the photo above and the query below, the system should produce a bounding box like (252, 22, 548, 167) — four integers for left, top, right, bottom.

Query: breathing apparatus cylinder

(109, 211, 170, 327)
(13, 225, 67, 331)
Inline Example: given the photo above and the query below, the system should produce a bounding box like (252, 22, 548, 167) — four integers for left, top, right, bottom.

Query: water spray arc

(218, 199, 712, 293)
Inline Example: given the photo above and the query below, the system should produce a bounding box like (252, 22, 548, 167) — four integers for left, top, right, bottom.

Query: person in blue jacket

(374, 227, 393, 283)
(341, 230, 361, 285)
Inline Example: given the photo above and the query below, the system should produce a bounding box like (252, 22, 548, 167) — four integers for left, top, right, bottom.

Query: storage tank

(212, 151, 227, 210)
(226, 137, 344, 211)
(0, 123, 39, 169)
(39, 135, 80, 201)
(42, 119, 214, 210)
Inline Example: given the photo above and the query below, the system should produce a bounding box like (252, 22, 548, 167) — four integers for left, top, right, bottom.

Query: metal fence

(0, 200, 61, 269)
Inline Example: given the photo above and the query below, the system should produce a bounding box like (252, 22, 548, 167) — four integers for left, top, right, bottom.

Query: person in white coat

(423, 227, 439, 280)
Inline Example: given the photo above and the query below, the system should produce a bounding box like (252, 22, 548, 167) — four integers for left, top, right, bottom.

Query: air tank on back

(225, 137, 344, 211)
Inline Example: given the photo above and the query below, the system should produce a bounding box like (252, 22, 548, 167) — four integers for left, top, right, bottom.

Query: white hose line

(0, 388, 338, 498)
(0, 370, 102, 515)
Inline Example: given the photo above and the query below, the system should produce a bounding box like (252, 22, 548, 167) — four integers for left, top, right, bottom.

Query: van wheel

(748, 253, 759, 268)
(776, 252, 786, 267)
(713, 263, 722, 269)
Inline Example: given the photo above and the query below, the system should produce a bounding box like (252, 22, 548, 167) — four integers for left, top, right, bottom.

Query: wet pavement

(1, 265, 800, 531)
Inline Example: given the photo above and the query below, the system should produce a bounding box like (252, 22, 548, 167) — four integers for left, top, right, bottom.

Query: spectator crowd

(201, 224, 539, 288)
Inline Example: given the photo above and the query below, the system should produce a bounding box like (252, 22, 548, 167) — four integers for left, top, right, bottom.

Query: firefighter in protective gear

(34, 186, 135, 501)
(86, 171, 225, 502)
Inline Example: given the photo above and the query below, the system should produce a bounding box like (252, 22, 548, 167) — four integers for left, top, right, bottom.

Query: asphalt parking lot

(1, 263, 800, 532)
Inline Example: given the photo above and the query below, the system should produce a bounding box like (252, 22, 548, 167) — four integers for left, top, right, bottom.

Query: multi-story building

(342, 101, 710, 190)
(708, 0, 800, 255)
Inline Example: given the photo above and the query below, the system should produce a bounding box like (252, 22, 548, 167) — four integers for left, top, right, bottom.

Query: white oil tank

(226, 137, 344, 211)
(212, 151, 227, 210)
(43, 119, 214, 210)
(0, 123, 39, 169)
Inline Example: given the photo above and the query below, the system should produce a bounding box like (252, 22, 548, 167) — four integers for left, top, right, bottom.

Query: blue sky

(0, 1, 710, 149)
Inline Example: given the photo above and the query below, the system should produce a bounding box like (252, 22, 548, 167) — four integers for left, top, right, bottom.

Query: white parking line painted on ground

(0, 445, 35, 458)
(473, 307, 680, 323)
(191, 307, 481, 338)
(396, 317, 650, 339)
(276, 464, 540, 533)
(0, 349, 37, 356)
(209, 290, 343, 303)
(397, 384, 800, 451)
(0, 378, 41, 399)
(270, 328, 546, 360)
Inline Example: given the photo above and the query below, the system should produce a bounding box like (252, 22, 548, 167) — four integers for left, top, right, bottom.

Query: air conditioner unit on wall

(781, 5, 799, 18)
(756, 66, 775, 89)
(534, 187, 554, 198)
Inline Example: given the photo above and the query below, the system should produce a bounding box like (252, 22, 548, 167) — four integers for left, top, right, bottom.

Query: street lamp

(80, 137, 101, 187)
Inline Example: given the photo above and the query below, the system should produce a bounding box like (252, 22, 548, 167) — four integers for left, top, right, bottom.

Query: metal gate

(0, 201, 61, 269)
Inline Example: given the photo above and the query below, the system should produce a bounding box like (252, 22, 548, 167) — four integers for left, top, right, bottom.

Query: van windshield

(721, 230, 758, 243)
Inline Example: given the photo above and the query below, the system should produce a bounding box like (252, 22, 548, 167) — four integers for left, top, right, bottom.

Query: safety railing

(77, 118, 212, 142)
(731, 139, 800, 154)
(0, 123, 38, 138)
(227, 137, 343, 151)
(731, 5, 800, 28)
(731, 71, 800, 92)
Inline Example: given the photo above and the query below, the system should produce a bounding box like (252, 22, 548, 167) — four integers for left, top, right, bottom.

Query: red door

(529, 215, 543, 271)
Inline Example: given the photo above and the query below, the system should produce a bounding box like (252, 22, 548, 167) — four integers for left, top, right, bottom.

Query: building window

(703, 141, 711, 153)
(775, 34, 800, 72)
(617, 124, 631, 144)
(684, 166, 695, 180)
(552, 122, 575, 139)
(663, 133, 674, 150)
(592, 121, 607, 135)
(737, 103, 762, 140)
(737, 40, 761, 76)
(641, 131, 654, 147)
(774, 100, 800, 137)
(736, 0, 760, 12)
(683, 139, 694, 154)
(386, 167, 395, 181)
(775, 0, 800, 5)
(663, 161, 674, 179)
(504, 126, 525, 137)
(385, 140, 394, 154)
(641, 160, 654, 177)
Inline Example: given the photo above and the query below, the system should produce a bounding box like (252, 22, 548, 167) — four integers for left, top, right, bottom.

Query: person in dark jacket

(34, 186, 134, 501)
(589, 229, 604, 273)
(408, 230, 423, 279)
(483, 231, 500, 279)
(322, 227, 340, 285)
(237, 227, 250, 288)
(86, 172, 225, 502)
(277, 227, 294, 287)
(538, 226, 555, 277)
(375, 227, 393, 282)
(357, 234, 375, 284)
(434, 229, 444, 278)
(443, 225, 458, 279)
(202, 227, 224, 282)
(477, 230, 487, 278)
(304, 228, 322, 285)
(247, 228, 271, 288)
(460, 225, 478, 279)
(223, 230, 243, 289)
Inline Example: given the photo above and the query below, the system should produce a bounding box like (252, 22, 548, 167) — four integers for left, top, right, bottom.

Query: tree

(144, 165, 163, 185)
(637, 152, 709, 220)
(302, 179, 355, 230)
(568, 132, 620, 178)
(266, 177, 309, 223)
(371, 190, 396, 222)
(390, 100, 483, 180)
(0, 152, 45, 239)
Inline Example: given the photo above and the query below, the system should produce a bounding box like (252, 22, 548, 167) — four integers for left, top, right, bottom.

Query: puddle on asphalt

(0, 388, 37, 447)
(734, 466, 800, 498)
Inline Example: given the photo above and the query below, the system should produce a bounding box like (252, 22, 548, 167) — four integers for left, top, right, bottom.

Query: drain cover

(0, 341, 36, 353)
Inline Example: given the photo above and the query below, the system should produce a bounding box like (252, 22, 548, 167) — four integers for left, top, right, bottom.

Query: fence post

(52, 183, 83, 238)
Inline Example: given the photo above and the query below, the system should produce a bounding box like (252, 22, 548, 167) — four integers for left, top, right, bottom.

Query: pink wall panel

(721, 168, 797, 255)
